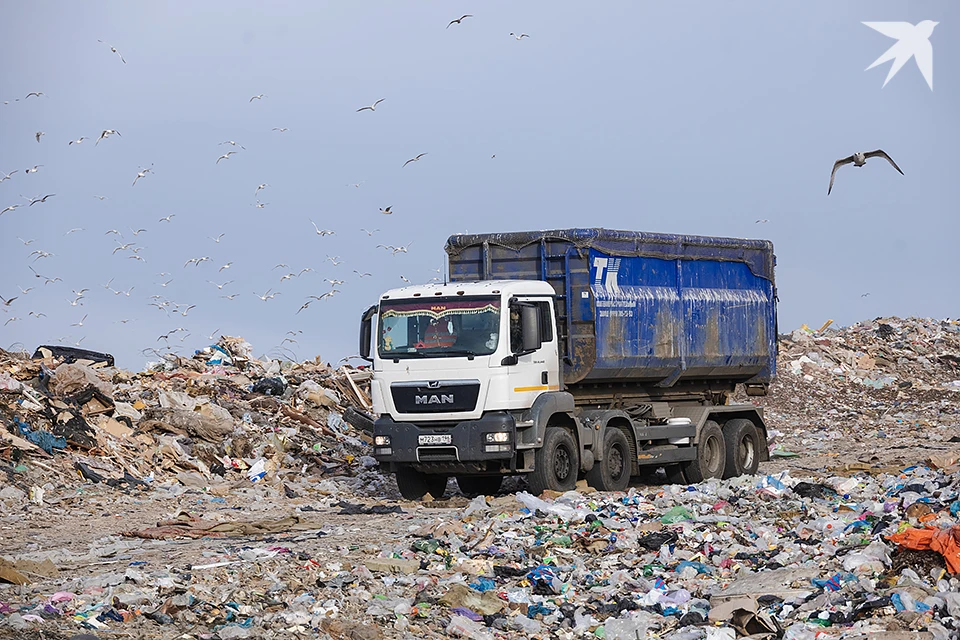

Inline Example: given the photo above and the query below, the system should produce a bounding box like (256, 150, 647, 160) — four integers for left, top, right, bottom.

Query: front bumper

(373, 411, 516, 464)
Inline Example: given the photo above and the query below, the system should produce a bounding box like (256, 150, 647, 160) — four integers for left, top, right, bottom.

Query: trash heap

(1, 317, 959, 640)
(746, 317, 960, 466)
(0, 336, 380, 498)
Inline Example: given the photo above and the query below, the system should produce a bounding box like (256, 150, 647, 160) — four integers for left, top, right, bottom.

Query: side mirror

(521, 304, 542, 352)
(359, 305, 376, 361)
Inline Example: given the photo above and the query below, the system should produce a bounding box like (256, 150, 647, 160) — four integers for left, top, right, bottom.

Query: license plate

(418, 434, 452, 445)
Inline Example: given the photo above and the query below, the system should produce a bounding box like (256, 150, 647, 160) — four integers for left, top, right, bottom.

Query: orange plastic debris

(889, 525, 960, 574)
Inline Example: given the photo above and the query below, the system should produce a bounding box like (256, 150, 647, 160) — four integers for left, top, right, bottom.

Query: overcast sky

(1, 1, 957, 369)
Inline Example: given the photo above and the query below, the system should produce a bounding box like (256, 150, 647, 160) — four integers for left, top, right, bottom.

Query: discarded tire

(721, 418, 761, 478)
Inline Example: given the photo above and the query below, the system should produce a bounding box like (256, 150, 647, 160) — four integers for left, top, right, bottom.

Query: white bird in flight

(447, 14, 473, 29)
(353, 270, 372, 278)
(255, 289, 280, 301)
(403, 153, 428, 168)
(68, 136, 88, 145)
(71, 313, 88, 327)
(98, 39, 126, 63)
(132, 167, 153, 186)
(510, 33, 530, 40)
(210, 233, 225, 243)
(379, 206, 392, 215)
(272, 127, 289, 133)
(159, 214, 175, 223)
(220, 140, 246, 149)
(255, 183, 269, 196)
(216, 151, 237, 164)
(356, 98, 385, 112)
(207, 280, 233, 290)
(93, 195, 108, 200)
(35, 131, 45, 143)
(250, 94, 266, 102)
(863, 21, 938, 91)
(96, 129, 121, 145)
(360, 228, 379, 236)
(25, 165, 43, 174)
(1, 170, 17, 182)
(1, 205, 19, 216)
(309, 220, 334, 236)
(827, 150, 904, 195)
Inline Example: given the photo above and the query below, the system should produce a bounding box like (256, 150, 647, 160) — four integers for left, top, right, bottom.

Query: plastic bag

(516, 491, 586, 522)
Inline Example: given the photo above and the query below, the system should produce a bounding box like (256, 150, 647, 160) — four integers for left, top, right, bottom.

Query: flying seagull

(96, 129, 121, 145)
(68, 137, 88, 145)
(220, 140, 246, 149)
(447, 14, 473, 28)
(132, 166, 153, 186)
(216, 151, 237, 164)
(24, 92, 45, 99)
(255, 183, 269, 196)
(402, 153, 428, 168)
(755, 219, 769, 224)
(26, 194, 56, 206)
(159, 214, 175, 223)
(309, 220, 334, 236)
(510, 33, 530, 40)
(356, 99, 385, 112)
(250, 94, 266, 102)
(35, 131, 44, 143)
(827, 150, 904, 195)
(98, 39, 126, 63)
(272, 127, 289, 133)
(1, 204, 19, 216)
(379, 206, 392, 215)
(1, 170, 17, 182)
(25, 165, 43, 174)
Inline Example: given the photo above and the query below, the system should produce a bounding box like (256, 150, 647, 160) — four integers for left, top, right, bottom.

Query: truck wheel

(680, 420, 725, 483)
(527, 427, 579, 495)
(396, 468, 447, 501)
(586, 428, 631, 492)
(721, 419, 761, 478)
(457, 475, 503, 497)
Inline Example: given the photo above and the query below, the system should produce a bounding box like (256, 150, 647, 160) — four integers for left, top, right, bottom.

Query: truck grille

(391, 380, 480, 413)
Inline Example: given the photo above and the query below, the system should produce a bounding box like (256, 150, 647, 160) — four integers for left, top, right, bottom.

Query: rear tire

(586, 428, 631, 492)
(680, 420, 725, 483)
(721, 419, 761, 479)
(527, 427, 579, 495)
(457, 475, 503, 497)
(396, 467, 447, 501)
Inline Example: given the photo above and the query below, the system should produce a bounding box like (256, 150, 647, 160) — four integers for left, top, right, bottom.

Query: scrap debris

(0, 317, 959, 638)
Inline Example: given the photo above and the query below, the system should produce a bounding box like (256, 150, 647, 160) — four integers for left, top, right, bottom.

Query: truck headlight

(485, 432, 511, 443)
(374, 435, 391, 446)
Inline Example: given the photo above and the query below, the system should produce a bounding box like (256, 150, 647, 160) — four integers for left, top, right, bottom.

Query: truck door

(507, 298, 561, 405)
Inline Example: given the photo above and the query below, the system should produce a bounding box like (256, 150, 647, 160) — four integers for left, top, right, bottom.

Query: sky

(1, 1, 957, 370)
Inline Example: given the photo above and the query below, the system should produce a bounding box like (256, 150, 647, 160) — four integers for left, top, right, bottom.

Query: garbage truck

(359, 228, 777, 500)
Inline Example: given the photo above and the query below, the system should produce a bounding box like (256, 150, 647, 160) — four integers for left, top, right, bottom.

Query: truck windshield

(378, 296, 501, 358)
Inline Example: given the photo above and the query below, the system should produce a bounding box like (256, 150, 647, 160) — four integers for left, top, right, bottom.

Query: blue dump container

(445, 228, 777, 388)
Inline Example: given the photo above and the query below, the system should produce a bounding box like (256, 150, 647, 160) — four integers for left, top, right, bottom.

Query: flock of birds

(0, 17, 914, 362)
(3, 23, 532, 361)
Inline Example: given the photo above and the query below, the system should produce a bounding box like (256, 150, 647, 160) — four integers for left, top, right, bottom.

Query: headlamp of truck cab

(374, 435, 391, 446)
(484, 432, 511, 443)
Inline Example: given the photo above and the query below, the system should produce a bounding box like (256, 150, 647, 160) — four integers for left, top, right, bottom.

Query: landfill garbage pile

(1, 317, 960, 640)
(0, 335, 382, 499)
(743, 316, 960, 470)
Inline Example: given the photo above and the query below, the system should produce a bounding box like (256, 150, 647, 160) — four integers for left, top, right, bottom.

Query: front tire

(527, 427, 579, 495)
(396, 467, 447, 501)
(680, 420, 725, 483)
(586, 428, 631, 492)
(721, 419, 761, 478)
